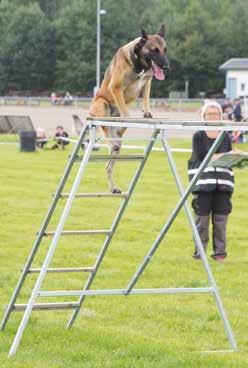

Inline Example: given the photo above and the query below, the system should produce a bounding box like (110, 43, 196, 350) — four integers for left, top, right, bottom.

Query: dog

(89, 25, 169, 193)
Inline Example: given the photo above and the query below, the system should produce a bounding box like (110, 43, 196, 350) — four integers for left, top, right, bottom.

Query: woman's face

(203, 106, 222, 138)
(203, 106, 221, 121)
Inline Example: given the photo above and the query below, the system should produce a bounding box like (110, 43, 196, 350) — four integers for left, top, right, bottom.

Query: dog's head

(133, 25, 169, 80)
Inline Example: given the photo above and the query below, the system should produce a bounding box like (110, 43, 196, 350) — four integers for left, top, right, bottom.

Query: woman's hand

(229, 149, 243, 155)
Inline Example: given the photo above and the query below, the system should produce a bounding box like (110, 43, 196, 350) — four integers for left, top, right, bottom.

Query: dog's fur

(89, 25, 169, 193)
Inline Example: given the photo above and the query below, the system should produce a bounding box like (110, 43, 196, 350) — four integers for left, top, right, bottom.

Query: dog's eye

(164, 47, 167, 53)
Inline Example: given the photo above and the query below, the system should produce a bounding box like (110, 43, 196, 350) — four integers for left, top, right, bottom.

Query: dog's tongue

(153, 63, 165, 80)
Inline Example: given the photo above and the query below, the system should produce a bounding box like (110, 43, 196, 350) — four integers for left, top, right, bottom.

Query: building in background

(219, 58, 248, 99)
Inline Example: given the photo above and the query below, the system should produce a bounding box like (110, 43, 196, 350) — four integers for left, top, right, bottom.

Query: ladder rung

(27, 267, 95, 273)
(13, 302, 79, 311)
(60, 192, 128, 198)
(44, 230, 110, 236)
(74, 154, 145, 162)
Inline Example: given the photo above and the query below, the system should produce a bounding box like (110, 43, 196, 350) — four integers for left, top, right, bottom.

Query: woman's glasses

(205, 112, 221, 118)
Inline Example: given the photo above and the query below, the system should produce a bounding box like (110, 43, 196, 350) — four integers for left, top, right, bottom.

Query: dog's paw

(143, 112, 153, 118)
(112, 187, 122, 194)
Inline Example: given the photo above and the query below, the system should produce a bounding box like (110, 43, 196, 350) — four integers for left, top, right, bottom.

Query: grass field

(0, 138, 248, 367)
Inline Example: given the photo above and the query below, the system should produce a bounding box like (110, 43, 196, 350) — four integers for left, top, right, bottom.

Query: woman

(188, 101, 234, 261)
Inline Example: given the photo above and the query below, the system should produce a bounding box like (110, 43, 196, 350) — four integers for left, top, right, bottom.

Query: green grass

(0, 139, 248, 367)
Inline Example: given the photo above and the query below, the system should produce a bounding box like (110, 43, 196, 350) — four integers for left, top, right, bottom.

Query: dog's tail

(72, 114, 85, 136)
(72, 114, 100, 152)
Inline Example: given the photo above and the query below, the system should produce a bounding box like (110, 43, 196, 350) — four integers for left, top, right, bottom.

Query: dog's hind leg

(106, 131, 122, 193)
(105, 106, 124, 193)
(90, 98, 125, 193)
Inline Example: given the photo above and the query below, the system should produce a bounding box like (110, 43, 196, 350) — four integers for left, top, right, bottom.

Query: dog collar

(130, 49, 147, 77)
(137, 69, 145, 77)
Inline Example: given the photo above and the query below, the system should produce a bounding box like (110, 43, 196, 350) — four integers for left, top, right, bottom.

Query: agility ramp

(0, 115, 34, 134)
(2, 117, 247, 356)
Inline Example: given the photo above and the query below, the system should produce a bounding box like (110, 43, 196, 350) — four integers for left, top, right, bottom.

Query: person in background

(50, 92, 60, 105)
(51, 125, 69, 150)
(36, 127, 48, 149)
(222, 98, 233, 120)
(233, 98, 242, 121)
(188, 101, 234, 261)
(232, 98, 245, 143)
(63, 92, 73, 106)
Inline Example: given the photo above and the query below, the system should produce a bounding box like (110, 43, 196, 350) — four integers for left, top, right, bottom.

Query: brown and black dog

(89, 25, 169, 193)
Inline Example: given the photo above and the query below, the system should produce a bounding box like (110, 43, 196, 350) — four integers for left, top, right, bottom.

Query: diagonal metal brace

(125, 131, 225, 294)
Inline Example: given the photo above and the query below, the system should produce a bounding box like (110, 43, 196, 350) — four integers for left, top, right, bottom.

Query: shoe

(211, 255, 226, 262)
(192, 254, 201, 260)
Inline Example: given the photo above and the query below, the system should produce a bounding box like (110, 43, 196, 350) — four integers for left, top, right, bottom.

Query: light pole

(95, 0, 106, 95)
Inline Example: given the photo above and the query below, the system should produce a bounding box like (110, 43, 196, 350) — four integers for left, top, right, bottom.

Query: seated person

(51, 126, 70, 150)
(51, 92, 60, 105)
(63, 92, 73, 106)
(36, 128, 48, 148)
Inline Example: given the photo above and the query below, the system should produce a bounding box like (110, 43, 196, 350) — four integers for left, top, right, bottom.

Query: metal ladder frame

(1, 117, 241, 355)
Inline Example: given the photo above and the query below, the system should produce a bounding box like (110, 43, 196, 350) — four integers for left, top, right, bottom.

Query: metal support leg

(66, 129, 160, 328)
(0, 124, 89, 332)
(160, 131, 237, 350)
(8, 127, 97, 356)
(125, 131, 225, 293)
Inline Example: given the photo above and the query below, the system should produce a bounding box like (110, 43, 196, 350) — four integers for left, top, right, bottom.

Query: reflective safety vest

(188, 161, 234, 193)
(188, 131, 234, 194)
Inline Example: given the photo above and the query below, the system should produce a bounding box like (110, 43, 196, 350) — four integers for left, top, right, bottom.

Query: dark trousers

(192, 191, 232, 258)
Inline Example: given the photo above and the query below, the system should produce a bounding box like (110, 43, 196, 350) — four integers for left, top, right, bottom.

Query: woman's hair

(201, 100, 223, 121)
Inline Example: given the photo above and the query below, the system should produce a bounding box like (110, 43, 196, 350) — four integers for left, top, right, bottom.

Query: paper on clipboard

(210, 152, 248, 168)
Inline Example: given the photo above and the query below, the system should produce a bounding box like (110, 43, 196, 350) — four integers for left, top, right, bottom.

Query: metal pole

(8, 127, 97, 356)
(0, 124, 89, 332)
(125, 131, 225, 294)
(161, 131, 237, 350)
(96, 0, 100, 90)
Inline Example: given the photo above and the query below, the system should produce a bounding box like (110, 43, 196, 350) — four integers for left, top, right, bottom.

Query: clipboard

(210, 152, 248, 168)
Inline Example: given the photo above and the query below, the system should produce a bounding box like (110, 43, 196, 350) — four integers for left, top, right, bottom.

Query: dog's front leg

(109, 67, 129, 117)
(142, 78, 153, 118)
(109, 86, 128, 139)
(110, 86, 129, 117)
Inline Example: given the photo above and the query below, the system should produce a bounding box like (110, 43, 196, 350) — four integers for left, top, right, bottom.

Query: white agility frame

(2, 117, 247, 356)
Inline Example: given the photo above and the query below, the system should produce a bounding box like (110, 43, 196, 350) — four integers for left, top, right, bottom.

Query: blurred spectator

(63, 92, 73, 106)
(51, 126, 70, 150)
(233, 98, 242, 121)
(36, 128, 48, 149)
(51, 92, 60, 105)
(232, 98, 245, 143)
(222, 98, 233, 120)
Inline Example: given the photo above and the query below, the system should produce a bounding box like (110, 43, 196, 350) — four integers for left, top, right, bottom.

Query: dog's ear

(157, 24, 165, 38)
(141, 26, 148, 40)
(134, 38, 146, 54)
(134, 27, 148, 53)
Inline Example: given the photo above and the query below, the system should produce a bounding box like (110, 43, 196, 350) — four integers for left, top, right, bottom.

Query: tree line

(0, 0, 248, 97)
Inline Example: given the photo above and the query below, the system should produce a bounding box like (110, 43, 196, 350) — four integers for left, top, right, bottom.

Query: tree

(53, 0, 96, 94)
(1, 0, 248, 96)
(0, 1, 55, 94)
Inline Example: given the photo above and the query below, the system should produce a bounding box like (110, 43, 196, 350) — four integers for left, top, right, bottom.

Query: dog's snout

(154, 52, 169, 70)
(163, 56, 170, 70)
(163, 63, 170, 71)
